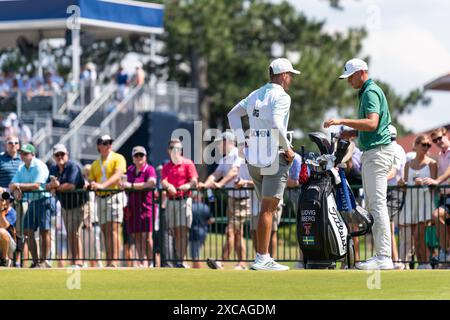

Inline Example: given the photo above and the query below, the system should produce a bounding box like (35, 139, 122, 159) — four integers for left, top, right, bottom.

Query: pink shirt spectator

(162, 158, 198, 198)
(438, 146, 450, 193)
(126, 163, 157, 233)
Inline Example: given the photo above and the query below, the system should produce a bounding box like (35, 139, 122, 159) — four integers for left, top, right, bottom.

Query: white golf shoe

(355, 256, 393, 270)
(250, 258, 289, 271)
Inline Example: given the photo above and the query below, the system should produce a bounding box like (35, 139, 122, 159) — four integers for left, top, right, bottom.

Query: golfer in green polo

(324, 58, 395, 270)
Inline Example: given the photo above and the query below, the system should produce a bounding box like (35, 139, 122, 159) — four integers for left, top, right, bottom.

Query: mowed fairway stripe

(0, 269, 449, 300)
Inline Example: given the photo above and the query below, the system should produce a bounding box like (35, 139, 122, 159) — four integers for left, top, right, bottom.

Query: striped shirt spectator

(0, 136, 21, 189)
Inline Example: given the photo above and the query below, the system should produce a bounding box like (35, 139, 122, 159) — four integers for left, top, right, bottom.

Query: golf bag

(297, 132, 373, 269)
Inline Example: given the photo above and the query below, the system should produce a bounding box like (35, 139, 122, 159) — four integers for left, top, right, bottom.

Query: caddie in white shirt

(227, 58, 300, 271)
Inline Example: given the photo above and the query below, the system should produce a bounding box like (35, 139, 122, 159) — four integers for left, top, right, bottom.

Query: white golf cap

(53, 144, 68, 155)
(339, 58, 368, 79)
(270, 58, 301, 75)
(132, 146, 147, 156)
(97, 134, 114, 144)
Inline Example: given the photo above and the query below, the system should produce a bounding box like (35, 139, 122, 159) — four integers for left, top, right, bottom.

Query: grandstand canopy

(0, 0, 164, 48)
(424, 73, 450, 91)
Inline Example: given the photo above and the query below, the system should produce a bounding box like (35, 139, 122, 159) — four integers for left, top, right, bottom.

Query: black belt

(98, 194, 113, 199)
(230, 196, 250, 200)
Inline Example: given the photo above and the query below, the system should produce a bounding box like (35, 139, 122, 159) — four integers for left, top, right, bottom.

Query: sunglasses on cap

(133, 153, 145, 158)
(169, 146, 182, 151)
(432, 136, 443, 144)
(6, 141, 19, 145)
(54, 152, 66, 158)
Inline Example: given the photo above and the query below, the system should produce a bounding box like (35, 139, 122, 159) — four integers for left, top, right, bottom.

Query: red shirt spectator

(162, 158, 198, 198)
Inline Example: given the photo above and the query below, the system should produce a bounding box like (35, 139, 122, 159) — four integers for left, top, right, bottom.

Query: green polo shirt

(357, 79, 391, 151)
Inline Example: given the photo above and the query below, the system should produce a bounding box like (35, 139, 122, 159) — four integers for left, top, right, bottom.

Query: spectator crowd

(0, 125, 448, 269)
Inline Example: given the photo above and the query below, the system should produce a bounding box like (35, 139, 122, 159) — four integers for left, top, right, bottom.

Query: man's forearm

(57, 183, 76, 192)
(11, 183, 40, 191)
(387, 168, 397, 181)
(340, 118, 377, 132)
(227, 104, 247, 145)
(437, 166, 450, 185)
(101, 171, 123, 189)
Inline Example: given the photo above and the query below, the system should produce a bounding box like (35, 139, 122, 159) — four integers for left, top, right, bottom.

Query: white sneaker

(417, 263, 432, 270)
(40, 260, 52, 268)
(293, 261, 305, 269)
(250, 258, 289, 271)
(355, 256, 393, 270)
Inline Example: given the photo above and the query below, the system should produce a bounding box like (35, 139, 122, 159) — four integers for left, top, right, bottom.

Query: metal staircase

(34, 81, 199, 163)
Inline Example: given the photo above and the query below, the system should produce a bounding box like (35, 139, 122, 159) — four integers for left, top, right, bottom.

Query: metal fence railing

(7, 185, 450, 269)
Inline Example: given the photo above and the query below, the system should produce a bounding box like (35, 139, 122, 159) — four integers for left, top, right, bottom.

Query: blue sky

(276, 0, 450, 133)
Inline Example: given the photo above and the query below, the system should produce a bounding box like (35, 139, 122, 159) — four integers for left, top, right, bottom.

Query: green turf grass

(0, 269, 449, 300)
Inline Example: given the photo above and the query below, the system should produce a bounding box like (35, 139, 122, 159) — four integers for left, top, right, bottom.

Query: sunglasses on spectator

(6, 141, 19, 145)
(19, 151, 30, 156)
(133, 153, 145, 158)
(54, 152, 66, 158)
(169, 146, 182, 151)
(432, 136, 443, 144)
(420, 143, 431, 148)
(97, 140, 111, 146)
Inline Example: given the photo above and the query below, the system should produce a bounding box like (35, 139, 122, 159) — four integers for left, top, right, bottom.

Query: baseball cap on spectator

(53, 144, 68, 155)
(388, 125, 397, 140)
(132, 146, 147, 156)
(19, 143, 35, 154)
(215, 131, 235, 143)
(339, 58, 368, 79)
(269, 58, 301, 75)
(97, 134, 114, 145)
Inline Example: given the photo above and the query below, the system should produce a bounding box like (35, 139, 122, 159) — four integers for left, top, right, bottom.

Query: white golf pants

(361, 144, 395, 258)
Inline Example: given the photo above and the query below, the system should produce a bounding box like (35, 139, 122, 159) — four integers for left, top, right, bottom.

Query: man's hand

(423, 177, 439, 186)
(167, 184, 177, 196)
(234, 179, 247, 189)
(12, 188, 22, 201)
(323, 119, 341, 128)
(213, 182, 224, 189)
(120, 181, 132, 190)
(283, 148, 295, 164)
(197, 182, 208, 190)
(46, 180, 59, 191)
(179, 184, 191, 192)
(237, 142, 246, 159)
(89, 181, 104, 191)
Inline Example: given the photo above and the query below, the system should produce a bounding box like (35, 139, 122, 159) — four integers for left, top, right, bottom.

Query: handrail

(57, 90, 79, 115)
(69, 83, 115, 129)
(100, 84, 143, 127)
